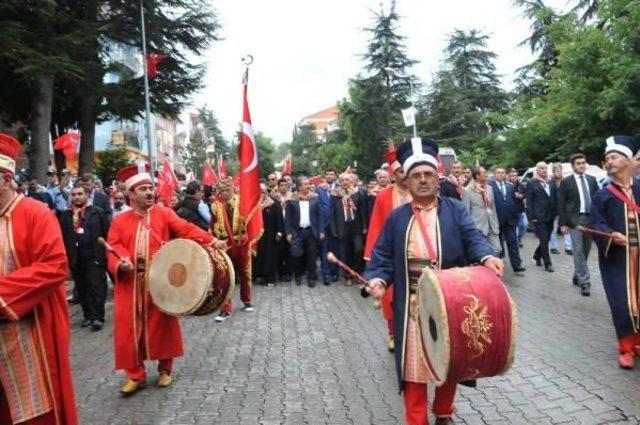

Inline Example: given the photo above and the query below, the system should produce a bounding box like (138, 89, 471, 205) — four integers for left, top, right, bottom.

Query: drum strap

(412, 207, 437, 265)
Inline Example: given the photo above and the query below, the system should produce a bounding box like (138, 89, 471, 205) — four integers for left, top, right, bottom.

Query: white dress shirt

(573, 173, 588, 213)
(299, 200, 311, 228)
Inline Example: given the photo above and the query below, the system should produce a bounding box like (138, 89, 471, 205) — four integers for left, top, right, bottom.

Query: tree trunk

(78, 95, 96, 175)
(29, 74, 54, 182)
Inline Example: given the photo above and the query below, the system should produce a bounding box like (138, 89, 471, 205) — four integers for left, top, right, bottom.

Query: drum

(148, 239, 235, 316)
(418, 266, 516, 386)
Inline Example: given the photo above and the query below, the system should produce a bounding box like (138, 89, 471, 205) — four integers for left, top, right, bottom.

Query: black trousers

(290, 228, 318, 280)
(339, 221, 364, 275)
(277, 239, 293, 279)
(533, 220, 554, 267)
(499, 223, 522, 269)
(72, 260, 108, 322)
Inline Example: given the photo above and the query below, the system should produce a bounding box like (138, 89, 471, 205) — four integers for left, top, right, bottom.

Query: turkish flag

(53, 131, 80, 173)
(146, 53, 167, 78)
(309, 175, 324, 186)
(157, 160, 177, 206)
(282, 154, 292, 176)
(237, 68, 263, 251)
(436, 155, 446, 176)
(162, 159, 178, 188)
(202, 162, 219, 186)
(217, 155, 228, 179)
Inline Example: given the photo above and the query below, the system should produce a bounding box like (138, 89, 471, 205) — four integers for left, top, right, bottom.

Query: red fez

(117, 163, 152, 191)
(0, 133, 21, 175)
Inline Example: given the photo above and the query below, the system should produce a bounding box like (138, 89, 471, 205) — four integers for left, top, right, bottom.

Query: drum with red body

(418, 265, 516, 386)
(148, 239, 235, 316)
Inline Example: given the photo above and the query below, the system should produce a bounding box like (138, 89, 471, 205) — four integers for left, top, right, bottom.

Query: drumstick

(578, 226, 614, 239)
(97, 237, 124, 261)
(327, 252, 381, 309)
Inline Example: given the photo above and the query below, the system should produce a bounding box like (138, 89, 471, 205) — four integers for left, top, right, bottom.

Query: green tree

(255, 132, 276, 176)
(183, 126, 207, 179)
(94, 142, 132, 186)
(290, 124, 320, 175)
(340, 0, 418, 178)
(421, 29, 508, 162)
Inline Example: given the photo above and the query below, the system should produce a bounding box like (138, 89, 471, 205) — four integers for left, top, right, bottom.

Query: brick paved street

(70, 234, 640, 424)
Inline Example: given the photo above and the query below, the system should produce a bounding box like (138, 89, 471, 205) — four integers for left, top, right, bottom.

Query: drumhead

(148, 239, 213, 315)
(418, 267, 450, 386)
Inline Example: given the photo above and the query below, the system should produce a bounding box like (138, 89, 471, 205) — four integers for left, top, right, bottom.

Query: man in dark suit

(330, 172, 368, 285)
(285, 176, 323, 287)
(440, 160, 465, 200)
(558, 153, 600, 296)
(80, 173, 113, 221)
(490, 167, 525, 273)
(60, 184, 110, 331)
(526, 161, 558, 272)
(508, 169, 527, 247)
(316, 168, 339, 284)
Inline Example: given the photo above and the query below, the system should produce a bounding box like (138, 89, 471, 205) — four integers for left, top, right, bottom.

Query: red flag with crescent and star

(282, 154, 292, 175)
(237, 67, 263, 251)
(202, 162, 219, 186)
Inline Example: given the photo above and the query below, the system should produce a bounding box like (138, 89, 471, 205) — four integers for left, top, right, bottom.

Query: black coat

(255, 198, 285, 280)
(558, 174, 599, 228)
(285, 198, 322, 239)
(176, 196, 209, 231)
(440, 179, 462, 200)
(91, 191, 113, 221)
(329, 192, 367, 239)
(525, 179, 557, 223)
(60, 206, 109, 269)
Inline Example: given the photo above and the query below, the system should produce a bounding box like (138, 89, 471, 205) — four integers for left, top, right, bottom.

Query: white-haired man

(526, 161, 558, 272)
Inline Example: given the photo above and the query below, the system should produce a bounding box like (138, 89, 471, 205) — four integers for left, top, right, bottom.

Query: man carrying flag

(212, 60, 263, 322)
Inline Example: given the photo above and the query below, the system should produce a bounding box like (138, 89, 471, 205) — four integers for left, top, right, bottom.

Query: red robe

(364, 185, 412, 330)
(107, 205, 213, 370)
(0, 195, 77, 425)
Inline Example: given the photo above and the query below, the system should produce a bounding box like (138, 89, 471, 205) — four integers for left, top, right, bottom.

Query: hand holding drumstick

(326, 252, 381, 309)
(97, 237, 133, 272)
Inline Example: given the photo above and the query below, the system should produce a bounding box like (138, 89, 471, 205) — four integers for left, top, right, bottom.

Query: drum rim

(498, 290, 518, 375)
(192, 248, 236, 316)
(149, 238, 214, 315)
(419, 267, 451, 386)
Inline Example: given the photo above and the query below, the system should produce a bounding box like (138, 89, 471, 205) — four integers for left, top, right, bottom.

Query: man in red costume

(107, 164, 226, 395)
(0, 133, 77, 425)
(210, 177, 255, 322)
(364, 142, 412, 352)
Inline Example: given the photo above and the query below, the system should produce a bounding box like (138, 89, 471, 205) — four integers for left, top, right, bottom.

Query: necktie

(500, 182, 506, 198)
(580, 175, 591, 212)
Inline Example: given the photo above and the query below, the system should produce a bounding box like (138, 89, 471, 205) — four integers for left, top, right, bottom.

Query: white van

(520, 163, 608, 187)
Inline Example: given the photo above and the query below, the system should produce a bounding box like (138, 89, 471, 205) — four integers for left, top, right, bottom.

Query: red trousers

(0, 388, 55, 424)
(404, 381, 457, 425)
(382, 285, 394, 335)
(619, 332, 640, 354)
(221, 245, 252, 313)
(125, 359, 173, 381)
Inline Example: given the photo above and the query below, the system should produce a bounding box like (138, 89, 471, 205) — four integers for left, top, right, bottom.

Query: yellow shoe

(120, 379, 144, 395)
(387, 335, 395, 352)
(157, 371, 173, 388)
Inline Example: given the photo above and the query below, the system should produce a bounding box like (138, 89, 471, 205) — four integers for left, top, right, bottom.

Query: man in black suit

(526, 161, 558, 272)
(507, 169, 527, 247)
(60, 184, 110, 331)
(440, 160, 465, 200)
(285, 176, 323, 287)
(80, 173, 113, 221)
(490, 167, 525, 273)
(330, 173, 368, 285)
(558, 153, 599, 296)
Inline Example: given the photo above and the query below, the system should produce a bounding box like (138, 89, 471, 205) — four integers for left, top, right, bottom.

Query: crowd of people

(2, 129, 640, 425)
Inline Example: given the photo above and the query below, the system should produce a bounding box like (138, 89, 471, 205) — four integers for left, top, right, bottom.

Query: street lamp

(384, 67, 417, 138)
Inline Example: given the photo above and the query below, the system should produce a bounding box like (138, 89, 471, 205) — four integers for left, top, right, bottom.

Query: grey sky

(192, 0, 568, 146)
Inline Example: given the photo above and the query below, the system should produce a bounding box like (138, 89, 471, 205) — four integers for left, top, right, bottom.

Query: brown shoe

(387, 335, 395, 352)
(157, 371, 173, 388)
(120, 379, 144, 395)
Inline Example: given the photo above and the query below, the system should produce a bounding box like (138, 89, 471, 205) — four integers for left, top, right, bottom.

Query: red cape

(0, 196, 77, 425)
(107, 205, 213, 370)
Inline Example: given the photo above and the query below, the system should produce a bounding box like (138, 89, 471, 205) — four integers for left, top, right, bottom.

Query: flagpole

(140, 0, 155, 189)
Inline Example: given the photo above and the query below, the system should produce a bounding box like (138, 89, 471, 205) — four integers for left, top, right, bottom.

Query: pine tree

(422, 29, 508, 159)
(290, 124, 319, 175)
(341, 0, 418, 177)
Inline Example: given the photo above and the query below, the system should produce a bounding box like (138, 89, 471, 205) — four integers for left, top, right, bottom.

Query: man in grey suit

(462, 166, 501, 255)
(558, 153, 600, 296)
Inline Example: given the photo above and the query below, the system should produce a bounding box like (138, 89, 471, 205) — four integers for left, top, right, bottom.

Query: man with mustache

(591, 135, 640, 369)
(365, 138, 503, 425)
(106, 164, 226, 395)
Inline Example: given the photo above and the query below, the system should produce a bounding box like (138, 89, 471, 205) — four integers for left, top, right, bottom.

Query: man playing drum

(365, 138, 503, 425)
(107, 164, 226, 395)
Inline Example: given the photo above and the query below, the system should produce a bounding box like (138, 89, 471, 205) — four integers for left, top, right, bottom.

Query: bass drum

(418, 266, 516, 386)
(148, 239, 235, 316)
